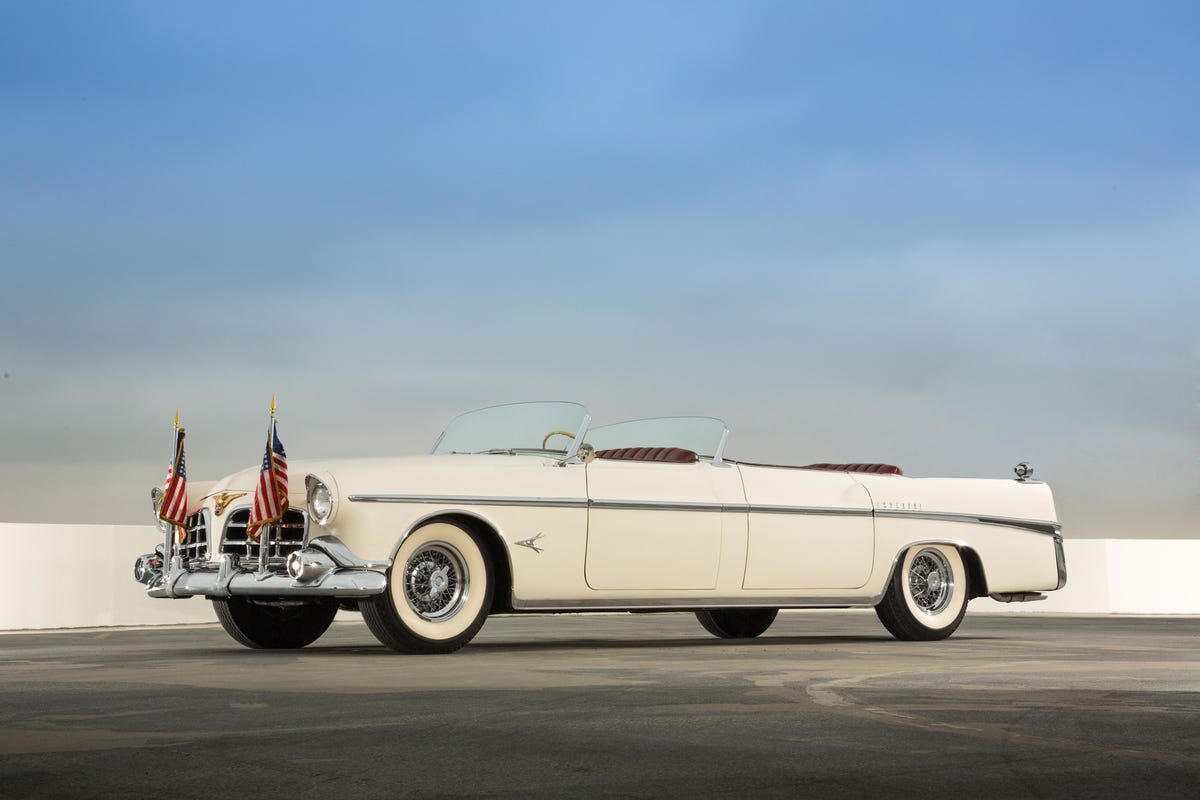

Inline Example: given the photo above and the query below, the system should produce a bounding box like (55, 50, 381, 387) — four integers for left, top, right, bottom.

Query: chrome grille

(221, 507, 307, 563)
(177, 510, 209, 564)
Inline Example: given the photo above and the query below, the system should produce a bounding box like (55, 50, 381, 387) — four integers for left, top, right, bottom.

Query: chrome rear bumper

(139, 535, 391, 600)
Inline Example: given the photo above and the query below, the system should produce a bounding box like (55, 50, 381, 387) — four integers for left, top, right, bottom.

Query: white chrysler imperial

(134, 401, 1066, 653)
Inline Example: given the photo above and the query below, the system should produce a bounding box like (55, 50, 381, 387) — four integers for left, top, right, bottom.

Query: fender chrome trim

(873, 509, 1062, 535)
(348, 494, 589, 509)
(347, 493, 1059, 534)
(347, 494, 870, 517)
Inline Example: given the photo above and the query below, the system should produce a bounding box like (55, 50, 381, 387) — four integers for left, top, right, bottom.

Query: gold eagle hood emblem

(212, 491, 248, 516)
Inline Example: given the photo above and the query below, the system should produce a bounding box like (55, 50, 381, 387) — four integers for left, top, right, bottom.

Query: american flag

(247, 419, 288, 541)
(159, 427, 189, 529)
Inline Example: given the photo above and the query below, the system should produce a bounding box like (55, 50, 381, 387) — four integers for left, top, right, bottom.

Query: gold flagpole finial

(174, 410, 180, 430)
(270, 394, 277, 416)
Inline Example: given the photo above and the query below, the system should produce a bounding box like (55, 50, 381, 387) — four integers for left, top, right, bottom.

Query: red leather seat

(595, 446, 699, 464)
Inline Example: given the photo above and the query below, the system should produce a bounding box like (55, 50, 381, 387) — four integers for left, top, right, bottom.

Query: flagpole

(257, 396, 276, 576)
(162, 411, 180, 587)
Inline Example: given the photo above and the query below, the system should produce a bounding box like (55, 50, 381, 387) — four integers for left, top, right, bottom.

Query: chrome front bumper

(138, 535, 391, 600)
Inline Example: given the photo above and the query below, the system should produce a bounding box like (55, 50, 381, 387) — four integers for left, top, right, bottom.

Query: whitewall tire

(875, 544, 968, 641)
(360, 520, 494, 654)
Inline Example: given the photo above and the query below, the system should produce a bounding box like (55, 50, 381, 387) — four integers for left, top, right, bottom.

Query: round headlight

(306, 476, 334, 524)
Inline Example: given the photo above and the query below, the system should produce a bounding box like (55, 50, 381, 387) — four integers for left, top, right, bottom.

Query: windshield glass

(586, 417, 729, 461)
(432, 401, 590, 455)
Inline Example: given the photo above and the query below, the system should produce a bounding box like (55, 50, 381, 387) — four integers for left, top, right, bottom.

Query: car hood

(197, 453, 567, 506)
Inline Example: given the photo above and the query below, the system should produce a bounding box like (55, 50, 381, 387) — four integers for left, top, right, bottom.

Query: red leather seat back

(802, 462, 903, 475)
(728, 459, 903, 475)
(595, 446, 699, 464)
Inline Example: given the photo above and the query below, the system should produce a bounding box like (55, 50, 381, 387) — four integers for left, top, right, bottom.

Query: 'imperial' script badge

(878, 500, 923, 511)
(213, 492, 248, 516)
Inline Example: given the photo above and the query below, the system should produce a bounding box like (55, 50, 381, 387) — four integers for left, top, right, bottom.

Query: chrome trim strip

(873, 509, 1062, 535)
(510, 593, 883, 611)
(591, 499, 729, 513)
(348, 494, 870, 517)
(749, 504, 873, 517)
(593, 500, 873, 516)
(346, 494, 1059, 534)
(347, 494, 590, 509)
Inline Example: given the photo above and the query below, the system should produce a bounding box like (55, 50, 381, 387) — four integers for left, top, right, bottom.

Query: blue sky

(1, 1, 1197, 534)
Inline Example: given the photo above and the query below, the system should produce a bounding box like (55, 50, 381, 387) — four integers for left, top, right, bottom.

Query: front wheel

(213, 597, 338, 649)
(696, 608, 778, 639)
(875, 544, 968, 641)
(360, 520, 494, 654)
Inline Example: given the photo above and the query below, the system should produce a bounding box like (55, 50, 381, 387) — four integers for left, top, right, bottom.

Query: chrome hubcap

(908, 548, 953, 615)
(403, 542, 468, 621)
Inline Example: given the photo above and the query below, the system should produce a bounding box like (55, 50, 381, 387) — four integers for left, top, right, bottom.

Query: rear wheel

(696, 608, 778, 639)
(213, 597, 338, 649)
(360, 520, 493, 654)
(875, 545, 968, 641)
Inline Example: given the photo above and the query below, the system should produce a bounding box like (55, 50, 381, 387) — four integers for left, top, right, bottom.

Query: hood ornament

(213, 491, 248, 516)
(1013, 462, 1034, 482)
(515, 533, 545, 553)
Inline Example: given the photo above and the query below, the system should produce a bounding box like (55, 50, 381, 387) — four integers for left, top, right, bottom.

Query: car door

(584, 457, 727, 591)
(739, 465, 875, 590)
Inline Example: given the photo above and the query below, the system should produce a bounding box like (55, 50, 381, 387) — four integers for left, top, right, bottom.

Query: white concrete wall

(0, 523, 215, 630)
(0, 523, 1197, 631)
(972, 538, 1200, 616)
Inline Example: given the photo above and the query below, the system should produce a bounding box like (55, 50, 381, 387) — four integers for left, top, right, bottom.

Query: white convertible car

(135, 401, 1066, 653)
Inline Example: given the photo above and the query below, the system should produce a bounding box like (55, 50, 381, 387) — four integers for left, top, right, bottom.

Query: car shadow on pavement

(166, 633, 999, 658)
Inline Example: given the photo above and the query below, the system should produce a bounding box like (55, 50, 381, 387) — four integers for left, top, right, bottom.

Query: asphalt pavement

(1, 610, 1197, 799)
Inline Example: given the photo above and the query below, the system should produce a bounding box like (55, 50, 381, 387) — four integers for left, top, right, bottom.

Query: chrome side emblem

(1014, 462, 1034, 481)
(213, 491, 248, 516)
(515, 533, 545, 553)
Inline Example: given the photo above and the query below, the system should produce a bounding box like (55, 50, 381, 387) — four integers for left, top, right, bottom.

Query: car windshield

(431, 401, 591, 456)
(586, 416, 729, 462)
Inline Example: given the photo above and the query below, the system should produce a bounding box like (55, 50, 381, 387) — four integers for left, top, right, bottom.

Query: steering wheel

(541, 429, 576, 449)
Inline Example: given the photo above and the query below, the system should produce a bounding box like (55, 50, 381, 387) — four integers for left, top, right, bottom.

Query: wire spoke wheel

(403, 542, 468, 621)
(908, 548, 954, 615)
